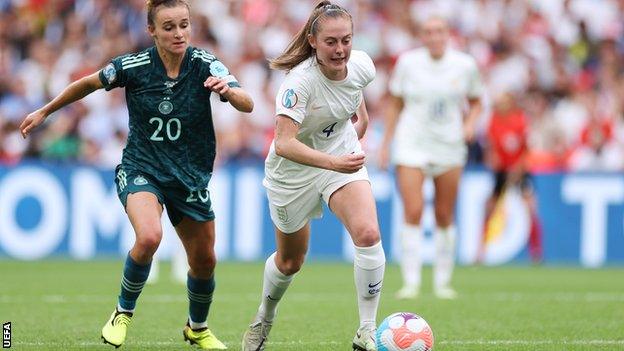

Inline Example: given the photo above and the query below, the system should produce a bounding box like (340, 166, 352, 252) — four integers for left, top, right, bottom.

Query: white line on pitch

(3, 291, 624, 304)
(439, 340, 624, 345)
(13, 339, 624, 347)
(13, 340, 342, 346)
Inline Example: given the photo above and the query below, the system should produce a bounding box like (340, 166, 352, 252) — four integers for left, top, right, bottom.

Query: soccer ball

(376, 312, 434, 351)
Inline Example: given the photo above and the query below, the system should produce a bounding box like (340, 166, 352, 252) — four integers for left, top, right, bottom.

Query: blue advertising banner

(0, 162, 623, 266)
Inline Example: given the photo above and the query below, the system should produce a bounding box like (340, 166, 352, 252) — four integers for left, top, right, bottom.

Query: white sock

(434, 225, 456, 289)
(257, 252, 294, 322)
(189, 318, 208, 330)
(354, 241, 385, 328)
(172, 244, 189, 284)
(116, 304, 134, 314)
(146, 258, 159, 284)
(400, 223, 422, 289)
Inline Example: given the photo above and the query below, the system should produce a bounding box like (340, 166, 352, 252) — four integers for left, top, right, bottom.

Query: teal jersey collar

(151, 46, 191, 80)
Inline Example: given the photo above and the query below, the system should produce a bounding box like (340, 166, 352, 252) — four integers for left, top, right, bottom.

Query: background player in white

(242, 2, 384, 351)
(379, 16, 483, 300)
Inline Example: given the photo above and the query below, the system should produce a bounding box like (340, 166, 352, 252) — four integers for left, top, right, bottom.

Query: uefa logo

(281, 89, 298, 108)
(2, 322, 10, 349)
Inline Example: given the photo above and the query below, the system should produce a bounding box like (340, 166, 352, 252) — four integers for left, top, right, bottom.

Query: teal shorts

(114, 165, 215, 226)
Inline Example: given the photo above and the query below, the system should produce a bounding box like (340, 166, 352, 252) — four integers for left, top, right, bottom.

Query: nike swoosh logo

(267, 295, 278, 301)
(311, 105, 323, 110)
(368, 281, 382, 288)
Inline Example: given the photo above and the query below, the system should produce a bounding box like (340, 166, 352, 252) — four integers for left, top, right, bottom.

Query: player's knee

(352, 224, 380, 247)
(135, 229, 162, 256)
(276, 256, 304, 276)
(404, 207, 423, 224)
(189, 253, 217, 276)
(435, 210, 454, 228)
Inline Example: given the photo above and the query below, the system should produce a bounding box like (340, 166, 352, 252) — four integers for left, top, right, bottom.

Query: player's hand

(378, 142, 391, 171)
(331, 152, 366, 173)
(19, 109, 47, 138)
(203, 76, 230, 96)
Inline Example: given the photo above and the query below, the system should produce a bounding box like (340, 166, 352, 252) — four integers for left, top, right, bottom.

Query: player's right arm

(20, 72, 103, 138)
(274, 72, 365, 174)
(274, 115, 365, 174)
(379, 53, 407, 170)
(378, 95, 404, 170)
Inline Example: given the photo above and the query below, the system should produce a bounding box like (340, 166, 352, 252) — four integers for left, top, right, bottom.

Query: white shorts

(392, 140, 466, 177)
(263, 166, 369, 233)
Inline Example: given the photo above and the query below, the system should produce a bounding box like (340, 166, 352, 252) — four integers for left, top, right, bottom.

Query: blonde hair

(146, 0, 190, 26)
(269, 1, 352, 71)
(419, 15, 450, 33)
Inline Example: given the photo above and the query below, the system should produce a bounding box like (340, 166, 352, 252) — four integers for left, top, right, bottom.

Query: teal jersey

(99, 46, 240, 191)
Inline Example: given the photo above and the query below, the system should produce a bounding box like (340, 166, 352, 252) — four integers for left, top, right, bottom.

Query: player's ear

(307, 34, 316, 50)
(147, 25, 156, 38)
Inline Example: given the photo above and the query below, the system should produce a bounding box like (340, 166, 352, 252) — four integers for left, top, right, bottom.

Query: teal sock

(187, 274, 215, 329)
(118, 254, 151, 311)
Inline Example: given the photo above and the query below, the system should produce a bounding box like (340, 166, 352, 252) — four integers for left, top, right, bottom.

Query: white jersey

(265, 50, 376, 188)
(389, 48, 483, 148)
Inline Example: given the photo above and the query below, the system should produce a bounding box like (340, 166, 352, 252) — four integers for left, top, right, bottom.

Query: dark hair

(146, 0, 190, 26)
(269, 1, 352, 71)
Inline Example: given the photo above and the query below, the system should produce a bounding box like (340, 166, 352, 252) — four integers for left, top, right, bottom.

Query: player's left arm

(463, 57, 484, 142)
(352, 96, 369, 140)
(463, 97, 483, 142)
(351, 51, 375, 140)
(203, 76, 254, 113)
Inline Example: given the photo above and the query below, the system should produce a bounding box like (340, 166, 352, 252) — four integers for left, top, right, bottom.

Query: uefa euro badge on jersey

(282, 89, 298, 109)
(209, 60, 229, 78)
(103, 63, 117, 84)
(158, 100, 173, 115)
(133, 175, 148, 186)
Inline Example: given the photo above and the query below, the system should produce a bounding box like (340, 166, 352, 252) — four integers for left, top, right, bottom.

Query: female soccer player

(379, 16, 483, 300)
(19, 0, 253, 349)
(242, 2, 384, 351)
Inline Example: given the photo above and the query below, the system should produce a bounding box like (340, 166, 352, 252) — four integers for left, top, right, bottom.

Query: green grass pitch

(1, 260, 623, 350)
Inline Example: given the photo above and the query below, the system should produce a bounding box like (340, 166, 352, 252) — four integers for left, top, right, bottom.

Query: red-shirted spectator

(482, 92, 543, 263)
(568, 114, 624, 171)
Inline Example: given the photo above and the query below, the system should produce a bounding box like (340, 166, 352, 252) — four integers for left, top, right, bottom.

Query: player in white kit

(242, 2, 384, 351)
(379, 16, 483, 300)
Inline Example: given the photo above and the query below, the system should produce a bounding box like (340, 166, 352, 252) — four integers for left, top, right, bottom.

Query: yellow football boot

(183, 325, 227, 350)
(101, 310, 133, 348)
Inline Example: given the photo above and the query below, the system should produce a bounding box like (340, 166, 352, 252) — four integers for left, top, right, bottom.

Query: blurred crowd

(0, 0, 623, 172)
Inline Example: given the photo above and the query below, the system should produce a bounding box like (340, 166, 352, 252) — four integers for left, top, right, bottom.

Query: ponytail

(269, 1, 351, 71)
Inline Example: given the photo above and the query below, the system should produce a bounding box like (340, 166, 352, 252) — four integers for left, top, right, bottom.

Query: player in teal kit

(108, 45, 230, 224)
(19, 0, 253, 349)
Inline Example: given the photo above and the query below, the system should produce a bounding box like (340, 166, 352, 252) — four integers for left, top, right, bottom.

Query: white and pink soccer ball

(376, 312, 434, 351)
